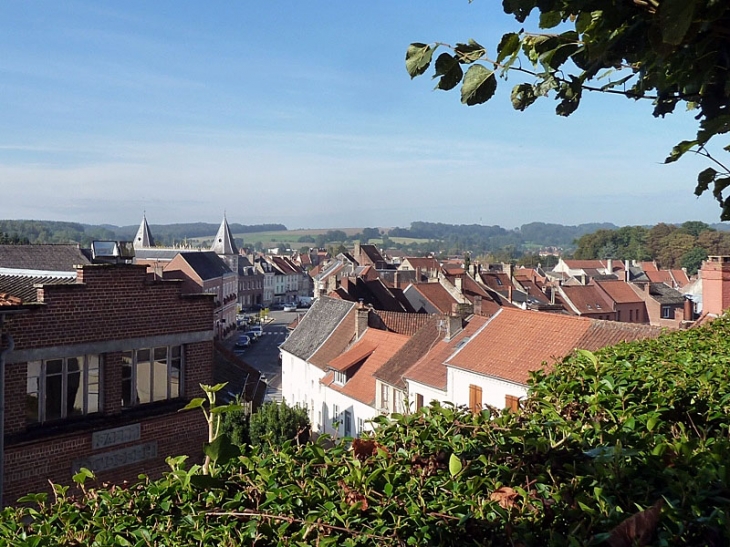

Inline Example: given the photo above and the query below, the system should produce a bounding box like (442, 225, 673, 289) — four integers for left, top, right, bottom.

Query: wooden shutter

(505, 394, 520, 412)
(469, 384, 482, 413)
(415, 393, 424, 411)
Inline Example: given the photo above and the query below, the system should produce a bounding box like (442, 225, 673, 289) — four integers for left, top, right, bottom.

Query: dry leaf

(607, 499, 664, 547)
(490, 486, 519, 509)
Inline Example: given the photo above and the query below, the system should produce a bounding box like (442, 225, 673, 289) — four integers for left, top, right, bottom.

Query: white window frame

(27, 355, 102, 424)
(122, 345, 184, 408)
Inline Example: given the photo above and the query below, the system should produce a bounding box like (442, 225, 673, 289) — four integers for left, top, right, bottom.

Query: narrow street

(228, 309, 305, 402)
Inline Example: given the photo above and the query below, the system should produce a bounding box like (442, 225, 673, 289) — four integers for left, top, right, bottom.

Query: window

(122, 345, 182, 408)
(661, 305, 672, 319)
(344, 410, 352, 437)
(629, 309, 633, 321)
(505, 394, 520, 412)
(332, 404, 339, 421)
(333, 370, 347, 385)
(26, 355, 101, 424)
(380, 383, 390, 410)
(468, 384, 482, 413)
(415, 393, 424, 411)
(358, 418, 364, 434)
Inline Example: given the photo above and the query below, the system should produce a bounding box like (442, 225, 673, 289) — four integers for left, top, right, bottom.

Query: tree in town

(406, 1, 730, 219)
(681, 246, 709, 275)
(248, 400, 310, 449)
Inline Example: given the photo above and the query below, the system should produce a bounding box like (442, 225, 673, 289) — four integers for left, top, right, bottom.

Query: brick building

(0, 263, 213, 505)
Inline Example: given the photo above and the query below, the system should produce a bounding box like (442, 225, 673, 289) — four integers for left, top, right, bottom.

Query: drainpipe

(0, 317, 15, 508)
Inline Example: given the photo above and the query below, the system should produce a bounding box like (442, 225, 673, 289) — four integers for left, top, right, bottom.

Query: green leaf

(190, 474, 227, 490)
(510, 83, 537, 111)
(454, 39, 486, 64)
(659, 0, 697, 46)
(496, 32, 521, 64)
(665, 139, 698, 163)
(539, 11, 563, 29)
(646, 416, 658, 431)
(460, 65, 497, 106)
(203, 434, 241, 466)
(712, 177, 730, 200)
(695, 168, 718, 196)
(180, 398, 205, 411)
(449, 453, 463, 477)
(433, 53, 463, 91)
(406, 43, 434, 78)
(72, 467, 94, 485)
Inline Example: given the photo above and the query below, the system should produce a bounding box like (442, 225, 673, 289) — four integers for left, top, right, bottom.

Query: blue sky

(0, 1, 723, 230)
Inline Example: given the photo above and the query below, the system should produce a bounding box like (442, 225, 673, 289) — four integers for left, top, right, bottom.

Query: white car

(283, 304, 297, 312)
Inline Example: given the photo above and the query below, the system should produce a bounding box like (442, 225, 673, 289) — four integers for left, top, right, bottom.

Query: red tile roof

(370, 310, 432, 335)
(404, 316, 489, 390)
(560, 285, 614, 315)
(447, 308, 661, 385)
(321, 329, 410, 405)
(594, 280, 643, 304)
(408, 282, 459, 314)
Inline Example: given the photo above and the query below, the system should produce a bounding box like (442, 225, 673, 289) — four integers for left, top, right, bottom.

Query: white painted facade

(318, 385, 378, 438)
(405, 379, 448, 411)
(280, 350, 326, 424)
(447, 366, 527, 410)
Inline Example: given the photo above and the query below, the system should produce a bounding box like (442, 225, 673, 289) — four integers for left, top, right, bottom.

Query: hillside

(3, 315, 730, 545)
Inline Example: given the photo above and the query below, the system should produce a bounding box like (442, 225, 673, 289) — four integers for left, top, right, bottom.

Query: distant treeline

(387, 221, 620, 254)
(0, 220, 287, 247)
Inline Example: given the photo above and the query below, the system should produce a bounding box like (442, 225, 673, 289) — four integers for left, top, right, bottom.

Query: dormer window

(334, 370, 347, 385)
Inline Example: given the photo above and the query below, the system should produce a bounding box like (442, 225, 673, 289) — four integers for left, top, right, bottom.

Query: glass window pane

(136, 349, 152, 404)
(45, 373, 63, 421)
(26, 362, 41, 424)
(67, 357, 83, 416)
(46, 359, 63, 375)
(151, 347, 168, 402)
(122, 351, 134, 407)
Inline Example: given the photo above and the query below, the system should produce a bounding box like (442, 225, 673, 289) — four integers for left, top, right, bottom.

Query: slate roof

(279, 297, 356, 361)
(336, 277, 411, 312)
(404, 315, 489, 390)
(308, 308, 358, 371)
(446, 308, 662, 385)
(174, 251, 232, 280)
(320, 329, 409, 406)
(648, 282, 686, 304)
(210, 217, 238, 256)
(0, 273, 77, 303)
(133, 215, 155, 249)
(0, 244, 90, 272)
(359, 244, 386, 266)
(133, 249, 181, 261)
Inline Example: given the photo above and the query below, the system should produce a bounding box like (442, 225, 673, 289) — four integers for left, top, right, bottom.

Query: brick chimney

(454, 276, 463, 293)
(701, 256, 730, 315)
(473, 295, 482, 316)
(446, 311, 462, 340)
(355, 300, 369, 338)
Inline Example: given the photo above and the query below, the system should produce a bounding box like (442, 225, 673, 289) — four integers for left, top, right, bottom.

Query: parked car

(283, 304, 297, 312)
(234, 335, 251, 348)
(250, 326, 263, 338)
(241, 330, 260, 341)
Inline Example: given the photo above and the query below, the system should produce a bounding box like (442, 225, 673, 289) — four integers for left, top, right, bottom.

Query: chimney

(508, 286, 513, 302)
(446, 313, 463, 340)
(701, 256, 730, 315)
(455, 276, 463, 293)
(503, 262, 513, 279)
(394, 270, 399, 289)
(683, 296, 694, 321)
(473, 295, 482, 316)
(550, 287, 555, 305)
(355, 301, 369, 338)
(606, 258, 613, 275)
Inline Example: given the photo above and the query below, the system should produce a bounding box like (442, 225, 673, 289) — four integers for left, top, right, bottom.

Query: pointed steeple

(211, 215, 238, 256)
(133, 213, 155, 249)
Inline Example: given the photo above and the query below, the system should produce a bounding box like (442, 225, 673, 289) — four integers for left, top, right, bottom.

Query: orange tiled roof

(404, 316, 489, 390)
(329, 341, 377, 371)
(0, 292, 22, 306)
(447, 308, 661, 385)
(321, 329, 410, 406)
(409, 282, 459, 314)
(402, 257, 439, 270)
(594, 280, 643, 304)
(370, 310, 432, 335)
(560, 285, 614, 315)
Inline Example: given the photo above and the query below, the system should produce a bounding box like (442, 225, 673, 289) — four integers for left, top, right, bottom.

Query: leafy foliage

(248, 400, 311, 449)
(406, 1, 730, 219)
(5, 316, 730, 544)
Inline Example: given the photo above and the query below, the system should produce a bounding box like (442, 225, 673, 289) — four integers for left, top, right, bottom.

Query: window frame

(122, 345, 184, 408)
(26, 355, 102, 424)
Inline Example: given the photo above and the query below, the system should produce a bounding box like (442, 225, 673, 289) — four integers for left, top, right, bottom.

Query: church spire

(211, 215, 238, 256)
(133, 213, 155, 249)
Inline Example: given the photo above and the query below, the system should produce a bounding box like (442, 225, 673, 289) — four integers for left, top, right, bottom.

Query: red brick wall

(1, 264, 214, 505)
(4, 408, 206, 505)
(702, 257, 730, 316)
